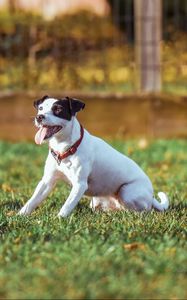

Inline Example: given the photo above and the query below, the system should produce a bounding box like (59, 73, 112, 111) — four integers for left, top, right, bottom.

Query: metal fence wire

(0, 0, 187, 93)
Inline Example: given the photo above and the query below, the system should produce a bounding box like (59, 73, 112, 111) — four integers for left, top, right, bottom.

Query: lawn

(0, 139, 186, 299)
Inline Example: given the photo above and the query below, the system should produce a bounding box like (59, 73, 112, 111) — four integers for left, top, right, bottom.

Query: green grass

(0, 139, 186, 299)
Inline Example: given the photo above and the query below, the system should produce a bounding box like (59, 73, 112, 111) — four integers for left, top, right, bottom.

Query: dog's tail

(152, 192, 169, 211)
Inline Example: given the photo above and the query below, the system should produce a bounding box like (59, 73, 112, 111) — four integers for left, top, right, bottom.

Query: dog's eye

(39, 106, 43, 111)
(54, 106, 62, 114)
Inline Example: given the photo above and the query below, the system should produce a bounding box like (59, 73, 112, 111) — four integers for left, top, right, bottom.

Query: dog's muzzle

(36, 114, 45, 124)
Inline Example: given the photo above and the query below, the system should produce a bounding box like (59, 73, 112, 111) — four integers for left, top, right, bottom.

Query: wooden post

(135, 0, 162, 92)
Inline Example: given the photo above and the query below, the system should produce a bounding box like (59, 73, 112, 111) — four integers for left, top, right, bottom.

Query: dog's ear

(52, 97, 85, 121)
(66, 97, 85, 116)
(51, 98, 72, 121)
(33, 95, 49, 109)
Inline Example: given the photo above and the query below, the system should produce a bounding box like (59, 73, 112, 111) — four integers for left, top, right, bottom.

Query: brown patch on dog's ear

(66, 97, 85, 116)
(33, 95, 49, 109)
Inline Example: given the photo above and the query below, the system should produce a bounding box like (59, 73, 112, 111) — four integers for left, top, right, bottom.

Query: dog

(19, 95, 169, 217)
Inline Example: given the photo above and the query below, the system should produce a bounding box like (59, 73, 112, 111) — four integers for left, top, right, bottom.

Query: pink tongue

(35, 127, 48, 145)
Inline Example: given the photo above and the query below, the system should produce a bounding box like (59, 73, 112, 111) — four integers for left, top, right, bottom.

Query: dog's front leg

(18, 176, 57, 216)
(58, 181, 88, 218)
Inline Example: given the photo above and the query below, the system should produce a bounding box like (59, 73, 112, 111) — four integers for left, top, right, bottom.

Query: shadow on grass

(169, 203, 187, 210)
(0, 200, 21, 210)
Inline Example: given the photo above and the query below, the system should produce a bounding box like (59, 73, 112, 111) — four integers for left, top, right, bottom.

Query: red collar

(50, 124, 84, 165)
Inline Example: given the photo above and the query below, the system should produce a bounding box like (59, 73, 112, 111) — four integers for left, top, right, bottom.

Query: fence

(0, 0, 187, 94)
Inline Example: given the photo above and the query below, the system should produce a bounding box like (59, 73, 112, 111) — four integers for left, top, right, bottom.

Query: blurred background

(0, 0, 187, 141)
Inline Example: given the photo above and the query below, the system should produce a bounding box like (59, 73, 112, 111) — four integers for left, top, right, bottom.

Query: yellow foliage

(0, 74, 9, 86)
(77, 67, 105, 83)
(38, 66, 58, 88)
(109, 67, 130, 83)
(123, 242, 146, 251)
(163, 66, 177, 82)
(2, 183, 13, 193)
(6, 211, 15, 217)
(14, 237, 21, 244)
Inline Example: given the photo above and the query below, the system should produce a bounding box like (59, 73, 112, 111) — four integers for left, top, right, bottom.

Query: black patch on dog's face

(52, 97, 85, 121)
(33, 95, 49, 109)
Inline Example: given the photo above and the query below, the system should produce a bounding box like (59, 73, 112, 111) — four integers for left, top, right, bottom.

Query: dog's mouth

(35, 125, 62, 145)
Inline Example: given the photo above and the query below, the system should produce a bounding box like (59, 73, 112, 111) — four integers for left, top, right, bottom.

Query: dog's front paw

(57, 208, 70, 218)
(18, 205, 32, 216)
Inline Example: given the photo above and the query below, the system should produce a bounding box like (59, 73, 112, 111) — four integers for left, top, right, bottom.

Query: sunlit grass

(0, 139, 187, 299)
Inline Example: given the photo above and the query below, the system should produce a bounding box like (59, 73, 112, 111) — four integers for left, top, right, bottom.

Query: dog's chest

(57, 159, 77, 184)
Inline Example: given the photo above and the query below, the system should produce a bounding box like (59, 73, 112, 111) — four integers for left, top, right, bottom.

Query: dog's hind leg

(118, 183, 152, 211)
(90, 196, 124, 212)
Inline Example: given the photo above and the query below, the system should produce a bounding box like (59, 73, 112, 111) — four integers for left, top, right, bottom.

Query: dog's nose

(36, 114, 45, 123)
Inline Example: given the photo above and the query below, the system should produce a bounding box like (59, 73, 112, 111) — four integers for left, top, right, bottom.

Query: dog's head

(33, 95, 85, 144)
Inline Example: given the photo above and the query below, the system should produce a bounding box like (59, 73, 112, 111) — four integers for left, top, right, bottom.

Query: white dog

(19, 95, 169, 217)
